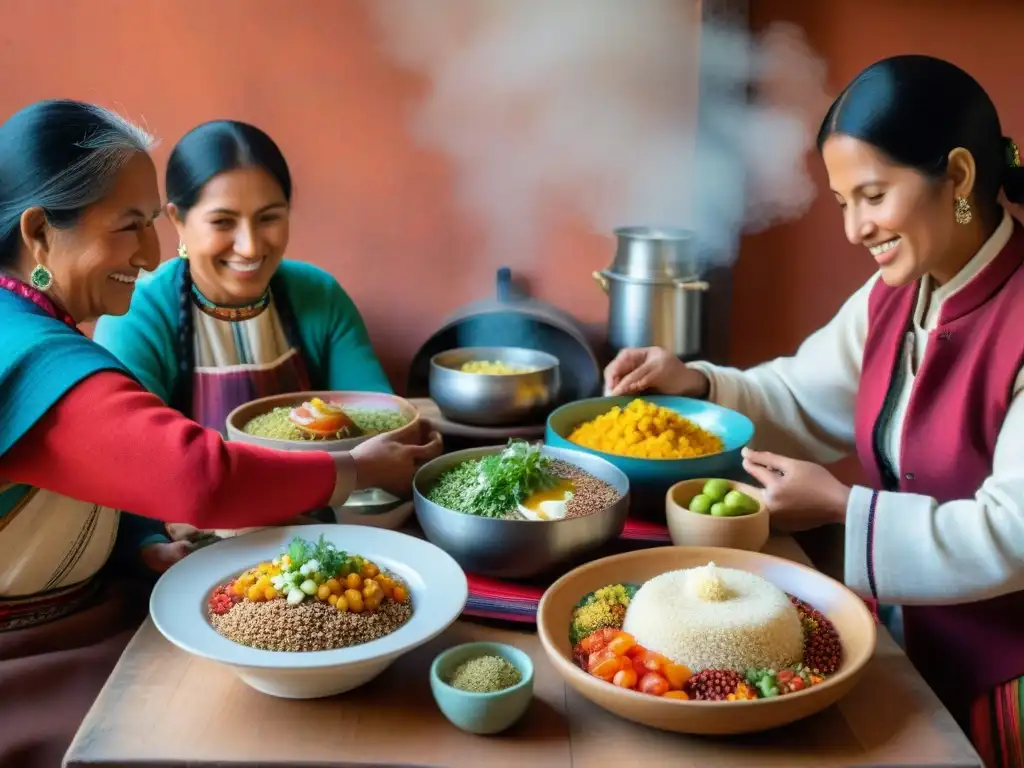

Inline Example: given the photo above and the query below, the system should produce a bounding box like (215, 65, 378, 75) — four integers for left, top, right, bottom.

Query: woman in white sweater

(606, 55, 1024, 767)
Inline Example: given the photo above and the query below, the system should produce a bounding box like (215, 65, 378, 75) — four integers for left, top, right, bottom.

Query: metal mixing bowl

(428, 347, 561, 427)
(412, 444, 630, 579)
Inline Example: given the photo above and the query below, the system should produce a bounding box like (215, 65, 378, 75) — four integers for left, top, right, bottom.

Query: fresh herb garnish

(427, 439, 560, 518)
(285, 534, 347, 576)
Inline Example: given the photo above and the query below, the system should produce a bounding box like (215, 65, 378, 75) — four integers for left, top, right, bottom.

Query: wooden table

(64, 537, 983, 767)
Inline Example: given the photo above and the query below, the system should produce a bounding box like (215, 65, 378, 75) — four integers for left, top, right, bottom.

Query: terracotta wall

(3, 1, 1021, 428)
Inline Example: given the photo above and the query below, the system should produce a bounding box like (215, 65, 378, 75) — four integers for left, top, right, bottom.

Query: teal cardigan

(93, 258, 392, 404)
(92, 258, 392, 551)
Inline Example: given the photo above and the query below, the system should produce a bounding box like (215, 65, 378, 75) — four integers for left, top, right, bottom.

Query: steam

(368, 0, 831, 270)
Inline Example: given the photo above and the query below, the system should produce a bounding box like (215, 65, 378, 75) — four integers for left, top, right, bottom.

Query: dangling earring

(955, 196, 972, 225)
(29, 264, 53, 292)
(177, 242, 189, 259)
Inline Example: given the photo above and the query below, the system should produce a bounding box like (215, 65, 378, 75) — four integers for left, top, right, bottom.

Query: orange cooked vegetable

(288, 398, 358, 437)
(662, 690, 690, 700)
(662, 663, 693, 690)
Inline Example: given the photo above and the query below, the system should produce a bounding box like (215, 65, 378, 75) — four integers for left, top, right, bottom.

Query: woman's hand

(347, 419, 444, 497)
(140, 540, 194, 573)
(741, 447, 851, 532)
(603, 346, 709, 398)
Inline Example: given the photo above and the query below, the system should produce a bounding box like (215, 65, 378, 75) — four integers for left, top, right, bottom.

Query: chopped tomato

(638, 672, 670, 696)
(579, 627, 619, 654)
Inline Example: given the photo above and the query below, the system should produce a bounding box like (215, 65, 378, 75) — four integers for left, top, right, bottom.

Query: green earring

(29, 264, 53, 291)
(177, 242, 189, 259)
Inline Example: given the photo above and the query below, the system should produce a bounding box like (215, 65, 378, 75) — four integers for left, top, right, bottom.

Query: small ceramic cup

(665, 478, 770, 552)
(430, 641, 534, 735)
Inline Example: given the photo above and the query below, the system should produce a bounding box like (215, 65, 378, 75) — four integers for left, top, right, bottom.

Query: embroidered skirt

(972, 678, 1024, 768)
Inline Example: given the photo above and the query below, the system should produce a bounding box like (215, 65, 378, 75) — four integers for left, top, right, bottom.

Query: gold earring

(955, 196, 972, 225)
(177, 242, 189, 259)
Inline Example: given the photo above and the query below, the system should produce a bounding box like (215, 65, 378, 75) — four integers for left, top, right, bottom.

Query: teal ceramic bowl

(430, 642, 534, 735)
(545, 395, 755, 492)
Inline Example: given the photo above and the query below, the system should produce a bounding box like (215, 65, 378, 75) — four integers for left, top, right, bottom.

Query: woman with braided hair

(94, 120, 401, 551)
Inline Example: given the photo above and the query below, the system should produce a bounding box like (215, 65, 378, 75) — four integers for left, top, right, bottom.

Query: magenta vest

(854, 218, 1024, 720)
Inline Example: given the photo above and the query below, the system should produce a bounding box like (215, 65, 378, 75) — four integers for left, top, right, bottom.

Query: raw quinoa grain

(209, 597, 412, 652)
(548, 459, 622, 519)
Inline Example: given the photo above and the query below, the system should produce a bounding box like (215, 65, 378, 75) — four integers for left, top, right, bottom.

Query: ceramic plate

(150, 524, 468, 670)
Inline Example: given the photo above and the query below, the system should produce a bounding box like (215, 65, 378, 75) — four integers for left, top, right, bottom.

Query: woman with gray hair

(0, 99, 441, 766)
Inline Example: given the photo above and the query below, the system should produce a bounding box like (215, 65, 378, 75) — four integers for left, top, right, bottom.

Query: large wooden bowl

(536, 546, 876, 735)
(225, 391, 421, 452)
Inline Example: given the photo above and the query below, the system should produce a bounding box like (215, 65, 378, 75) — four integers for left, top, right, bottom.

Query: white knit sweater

(690, 210, 1024, 607)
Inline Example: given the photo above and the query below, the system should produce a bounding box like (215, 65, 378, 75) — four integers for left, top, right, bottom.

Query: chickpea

(360, 562, 380, 580)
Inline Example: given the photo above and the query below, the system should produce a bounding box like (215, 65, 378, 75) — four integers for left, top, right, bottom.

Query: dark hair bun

(1003, 137, 1024, 205)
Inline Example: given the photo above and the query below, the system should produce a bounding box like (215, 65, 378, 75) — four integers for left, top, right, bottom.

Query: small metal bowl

(428, 347, 561, 427)
(412, 444, 630, 579)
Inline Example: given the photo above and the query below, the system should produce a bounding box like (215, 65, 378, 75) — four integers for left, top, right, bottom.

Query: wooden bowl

(536, 546, 877, 735)
(225, 391, 421, 452)
(665, 478, 769, 552)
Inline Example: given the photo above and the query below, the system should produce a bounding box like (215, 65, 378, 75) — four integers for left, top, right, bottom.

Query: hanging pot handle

(496, 267, 513, 303)
(592, 270, 610, 293)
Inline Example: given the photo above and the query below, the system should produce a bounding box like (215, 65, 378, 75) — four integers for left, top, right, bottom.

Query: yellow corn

(567, 399, 723, 459)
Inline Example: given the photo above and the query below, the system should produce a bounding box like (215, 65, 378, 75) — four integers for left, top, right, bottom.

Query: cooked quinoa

(621, 563, 804, 672)
(210, 597, 413, 652)
(426, 458, 621, 520)
(547, 460, 622, 520)
(242, 405, 410, 441)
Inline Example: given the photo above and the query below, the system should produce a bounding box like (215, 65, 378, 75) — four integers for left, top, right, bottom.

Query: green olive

(724, 489, 760, 515)
(702, 478, 731, 503)
(710, 502, 729, 517)
(688, 494, 712, 515)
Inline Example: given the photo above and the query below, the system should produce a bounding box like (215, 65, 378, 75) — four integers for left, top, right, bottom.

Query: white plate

(150, 524, 467, 698)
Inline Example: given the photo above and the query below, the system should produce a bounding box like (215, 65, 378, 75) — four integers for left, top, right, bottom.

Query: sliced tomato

(288, 401, 354, 436)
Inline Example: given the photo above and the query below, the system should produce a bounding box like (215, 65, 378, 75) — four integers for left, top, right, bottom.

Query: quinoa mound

(210, 598, 413, 652)
(621, 564, 804, 673)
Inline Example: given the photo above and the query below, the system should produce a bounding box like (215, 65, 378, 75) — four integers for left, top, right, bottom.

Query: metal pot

(407, 268, 601, 403)
(609, 226, 698, 280)
(595, 226, 710, 357)
(428, 346, 561, 426)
